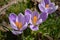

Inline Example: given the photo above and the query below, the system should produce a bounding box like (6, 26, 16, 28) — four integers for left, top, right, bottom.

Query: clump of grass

(6, 2, 27, 14)
(0, 0, 10, 6)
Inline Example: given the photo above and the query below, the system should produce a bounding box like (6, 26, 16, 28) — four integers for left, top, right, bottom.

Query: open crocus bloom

(9, 13, 28, 35)
(38, 0, 58, 14)
(25, 9, 48, 31)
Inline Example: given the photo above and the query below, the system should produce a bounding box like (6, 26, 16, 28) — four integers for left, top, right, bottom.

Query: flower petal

(49, 2, 55, 7)
(37, 19, 43, 25)
(25, 14, 30, 23)
(38, 4, 45, 12)
(36, 12, 48, 25)
(44, 0, 51, 4)
(10, 21, 18, 30)
(29, 18, 33, 25)
(40, 0, 45, 7)
(25, 9, 32, 24)
(18, 13, 25, 25)
(25, 9, 32, 15)
(9, 13, 16, 22)
(18, 13, 28, 30)
(31, 11, 40, 25)
(32, 11, 39, 18)
(20, 23, 28, 31)
(12, 30, 23, 35)
(40, 12, 48, 21)
(30, 25, 39, 31)
(47, 5, 58, 14)
(9, 13, 18, 30)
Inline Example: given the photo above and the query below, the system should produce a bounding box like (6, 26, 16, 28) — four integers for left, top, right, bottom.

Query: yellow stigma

(15, 22, 22, 29)
(45, 4, 49, 8)
(32, 16, 37, 25)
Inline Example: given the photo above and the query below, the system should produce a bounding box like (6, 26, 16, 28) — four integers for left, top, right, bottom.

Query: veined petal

(20, 22, 28, 31)
(18, 13, 25, 25)
(25, 9, 32, 15)
(25, 9, 32, 24)
(9, 13, 17, 22)
(12, 30, 23, 35)
(31, 11, 40, 25)
(10, 20, 18, 30)
(40, 12, 48, 21)
(18, 13, 28, 30)
(44, 0, 51, 4)
(30, 25, 39, 31)
(29, 18, 33, 25)
(37, 19, 43, 25)
(32, 11, 39, 18)
(49, 2, 55, 7)
(36, 12, 48, 25)
(38, 4, 45, 12)
(40, 0, 45, 7)
(9, 13, 18, 30)
(47, 5, 58, 14)
(25, 14, 30, 23)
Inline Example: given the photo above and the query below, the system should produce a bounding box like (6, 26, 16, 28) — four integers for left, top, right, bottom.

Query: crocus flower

(9, 13, 28, 35)
(25, 9, 48, 31)
(38, 0, 58, 14)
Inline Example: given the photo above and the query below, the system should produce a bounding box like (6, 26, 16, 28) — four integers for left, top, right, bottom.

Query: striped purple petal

(30, 25, 39, 31)
(18, 13, 26, 25)
(25, 9, 32, 15)
(38, 4, 45, 12)
(18, 13, 28, 31)
(12, 30, 23, 35)
(25, 9, 32, 24)
(32, 11, 39, 18)
(9, 13, 16, 22)
(9, 13, 18, 30)
(40, 12, 48, 21)
(44, 0, 51, 4)
(40, 0, 45, 7)
(20, 22, 28, 31)
(47, 4, 58, 14)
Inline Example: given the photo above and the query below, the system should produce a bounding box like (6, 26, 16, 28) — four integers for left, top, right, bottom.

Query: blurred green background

(0, 0, 60, 40)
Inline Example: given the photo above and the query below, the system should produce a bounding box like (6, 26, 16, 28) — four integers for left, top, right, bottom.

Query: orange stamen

(32, 16, 37, 25)
(45, 4, 49, 8)
(15, 22, 22, 29)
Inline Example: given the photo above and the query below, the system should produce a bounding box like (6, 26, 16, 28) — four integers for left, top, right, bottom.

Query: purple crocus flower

(9, 13, 28, 35)
(38, 0, 58, 14)
(25, 9, 48, 31)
